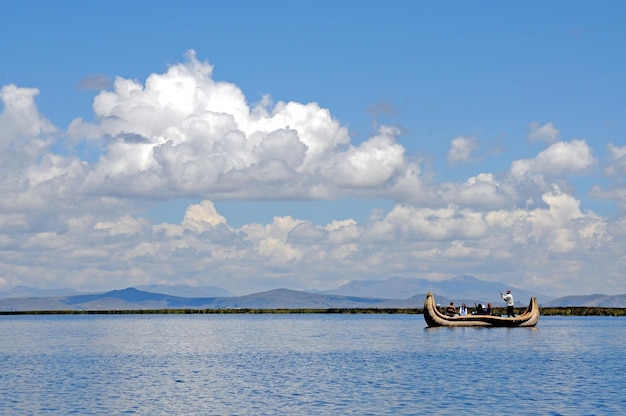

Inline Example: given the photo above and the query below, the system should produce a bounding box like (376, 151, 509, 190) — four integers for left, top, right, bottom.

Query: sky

(1, 1, 625, 297)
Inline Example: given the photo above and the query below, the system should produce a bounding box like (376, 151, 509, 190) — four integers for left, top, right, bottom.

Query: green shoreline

(2, 307, 626, 316)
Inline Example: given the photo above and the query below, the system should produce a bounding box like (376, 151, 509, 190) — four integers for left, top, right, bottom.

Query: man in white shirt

(501, 289, 515, 317)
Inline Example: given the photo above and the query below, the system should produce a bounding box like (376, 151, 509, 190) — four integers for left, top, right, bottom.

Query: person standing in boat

(459, 303, 468, 316)
(501, 289, 515, 317)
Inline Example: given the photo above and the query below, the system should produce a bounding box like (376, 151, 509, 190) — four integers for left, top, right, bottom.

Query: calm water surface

(1, 314, 625, 415)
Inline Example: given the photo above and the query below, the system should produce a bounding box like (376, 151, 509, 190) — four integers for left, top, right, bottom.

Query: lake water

(1, 314, 625, 415)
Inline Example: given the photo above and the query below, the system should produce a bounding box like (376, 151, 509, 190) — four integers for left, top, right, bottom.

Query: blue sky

(1, 1, 625, 297)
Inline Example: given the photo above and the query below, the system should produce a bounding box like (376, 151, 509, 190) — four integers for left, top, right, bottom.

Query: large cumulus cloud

(65, 50, 415, 200)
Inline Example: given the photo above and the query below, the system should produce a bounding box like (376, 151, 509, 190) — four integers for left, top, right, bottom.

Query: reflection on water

(1, 315, 625, 414)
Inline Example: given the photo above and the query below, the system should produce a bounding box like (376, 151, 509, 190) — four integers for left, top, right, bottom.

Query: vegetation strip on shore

(2, 307, 626, 316)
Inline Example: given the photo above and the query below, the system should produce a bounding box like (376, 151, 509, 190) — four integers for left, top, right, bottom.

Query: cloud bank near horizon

(0, 51, 624, 296)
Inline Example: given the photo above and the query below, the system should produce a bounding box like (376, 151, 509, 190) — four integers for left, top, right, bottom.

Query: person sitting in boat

(473, 303, 488, 315)
(486, 302, 502, 317)
(445, 301, 456, 317)
(486, 302, 493, 315)
(459, 303, 468, 316)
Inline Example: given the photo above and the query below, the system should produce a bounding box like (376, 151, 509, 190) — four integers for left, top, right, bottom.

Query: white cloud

(528, 121, 560, 143)
(94, 215, 148, 236)
(182, 200, 227, 232)
(0, 84, 57, 187)
(380, 204, 489, 241)
(322, 126, 405, 188)
(510, 140, 596, 177)
(605, 143, 626, 178)
(485, 187, 608, 253)
(0, 186, 617, 296)
(243, 216, 305, 264)
(608, 143, 626, 160)
(586, 143, 626, 209)
(0, 84, 56, 146)
(447, 136, 478, 164)
(436, 173, 512, 209)
(64, 51, 420, 200)
(589, 184, 626, 211)
(441, 240, 490, 260)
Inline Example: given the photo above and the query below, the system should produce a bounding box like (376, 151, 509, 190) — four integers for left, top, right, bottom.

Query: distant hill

(542, 294, 626, 308)
(322, 275, 550, 305)
(0, 275, 548, 305)
(0, 285, 80, 298)
(0, 287, 433, 312)
(3, 275, 624, 311)
(0, 283, 235, 302)
(135, 284, 234, 297)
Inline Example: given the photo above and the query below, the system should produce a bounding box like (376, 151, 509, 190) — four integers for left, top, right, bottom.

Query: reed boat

(423, 291, 540, 327)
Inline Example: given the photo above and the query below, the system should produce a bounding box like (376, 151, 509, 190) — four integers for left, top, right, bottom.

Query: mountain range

(1, 276, 625, 311)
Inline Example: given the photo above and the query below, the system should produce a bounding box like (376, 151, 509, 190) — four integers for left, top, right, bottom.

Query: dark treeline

(1, 308, 422, 316)
(2, 307, 626, 316)
(540, 307, 626, 316)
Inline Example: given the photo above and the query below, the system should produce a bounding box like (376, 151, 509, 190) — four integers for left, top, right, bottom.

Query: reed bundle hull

(423, 292, 540, 327)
